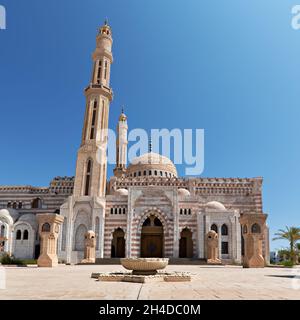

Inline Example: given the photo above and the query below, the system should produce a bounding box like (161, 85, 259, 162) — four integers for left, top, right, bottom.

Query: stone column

(81, 230, 96, 263)
(37, 214, 64, 267)
(206, 230, 221, 264)
(239, 213, 267, 268)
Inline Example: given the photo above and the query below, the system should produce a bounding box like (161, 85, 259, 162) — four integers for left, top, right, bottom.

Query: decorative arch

(211, 224, 218, 233)
(132, 207, 173, 258)
(74, 224, 88, 251)
(12, 221, 35, 259)
(251, 223, 261, 234)
(111, 227, 125, 258)
(179, 227, 193, 258)
(136, 208, 170, 237)
(221, 224, 228, 236)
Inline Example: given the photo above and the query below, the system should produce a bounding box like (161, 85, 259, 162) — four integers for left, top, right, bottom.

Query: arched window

(138, 171, 141, 176)
(143, 218, 151, 226)
(149, 171, 152, 176)
(184, 209, 187, 215)
(104, 61, 108, 79)
(84, 159, 92, 196)
(123, 208, 126, 214)
(251, 223, 261, 234)
(143, 171, 146, 176)
(180, 209, 183, 215)
(134, 172, 137, 177)
(211, 224, 218, 233)
(114, 208, 118, 214)
(7, 202, 11, 208)
(160, 171, 163, 176)
(154, 170, 157, 176)
(32, 198, 42, 209)
(221, 224, 228, 236)
(97, 60, 102, 83)
(42, 223, 50, 232)
(110, 208, 113, 215)
(243, 225, 248, 234)
(154, 217, 162, 226)
(188, 209, 192, 215)
(16, 230, 22, 240)
(18, 202, 22, 209)
(23, 230, 29, 240)
(0, 225, 5, 237)
(119, 208, 122, 214)
(90, 100, 97, 139)
(12, 202, 17, 209)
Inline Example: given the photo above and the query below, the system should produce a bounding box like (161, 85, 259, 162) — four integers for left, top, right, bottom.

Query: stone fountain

(91, 257, 191, 283)
(121, 258, 169, 275)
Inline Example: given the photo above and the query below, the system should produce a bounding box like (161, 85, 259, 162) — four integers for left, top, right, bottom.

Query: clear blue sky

(0, 0, 299, 251)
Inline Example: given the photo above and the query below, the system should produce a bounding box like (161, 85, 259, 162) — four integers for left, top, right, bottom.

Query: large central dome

(126, 152, 178, 178)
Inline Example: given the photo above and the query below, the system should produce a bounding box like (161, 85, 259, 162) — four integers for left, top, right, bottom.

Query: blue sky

(0, 0, 299, 251)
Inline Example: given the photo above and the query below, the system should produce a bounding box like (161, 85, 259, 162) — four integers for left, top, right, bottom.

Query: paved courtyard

(0, 264, 300, 300)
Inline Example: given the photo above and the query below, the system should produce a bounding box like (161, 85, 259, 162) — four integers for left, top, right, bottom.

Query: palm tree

(273, 227, 300, 264)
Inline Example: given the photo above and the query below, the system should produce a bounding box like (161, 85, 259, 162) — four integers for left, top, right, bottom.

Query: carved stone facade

(37, 214, 64, 267)
(206, 230, 221, 264)
(0, 23, 270, 267)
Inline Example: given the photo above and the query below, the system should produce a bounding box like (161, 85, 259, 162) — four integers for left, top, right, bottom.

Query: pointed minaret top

(119, 106, 127, 122)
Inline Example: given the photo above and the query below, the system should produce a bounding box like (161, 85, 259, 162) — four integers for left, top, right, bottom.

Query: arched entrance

(111, 228, 125, 258)
(141, 215, 164, 257)
(179, 228, 193, 258)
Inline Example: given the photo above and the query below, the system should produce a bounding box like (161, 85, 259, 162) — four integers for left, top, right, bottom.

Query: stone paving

(0, 264, 300, 300)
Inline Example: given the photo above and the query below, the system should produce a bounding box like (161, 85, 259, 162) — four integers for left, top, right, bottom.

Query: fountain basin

(121, 258, 169, 275)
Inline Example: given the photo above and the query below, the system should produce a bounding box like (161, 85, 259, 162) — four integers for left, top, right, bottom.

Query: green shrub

(21, 259, 37, 265)
(0, 253, 25, 265)
(280, 260, 294, 267)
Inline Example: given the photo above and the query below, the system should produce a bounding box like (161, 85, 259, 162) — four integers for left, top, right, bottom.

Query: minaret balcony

(84, 83, 113, 100)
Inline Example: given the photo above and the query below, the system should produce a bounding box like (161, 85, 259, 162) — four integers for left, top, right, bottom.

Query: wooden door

(116, 237, 125, 258)
(141, 235, 163, 257)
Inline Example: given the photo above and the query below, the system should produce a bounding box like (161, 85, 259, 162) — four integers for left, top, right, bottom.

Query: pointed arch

(84, 159, 93, 196)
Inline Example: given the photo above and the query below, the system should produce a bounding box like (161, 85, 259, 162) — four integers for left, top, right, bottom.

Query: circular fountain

(121, 258, 169, 275)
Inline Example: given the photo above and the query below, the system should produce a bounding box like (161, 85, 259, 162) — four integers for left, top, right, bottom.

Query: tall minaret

(113, 108, 128, 177)
(73, 21, 113, 197)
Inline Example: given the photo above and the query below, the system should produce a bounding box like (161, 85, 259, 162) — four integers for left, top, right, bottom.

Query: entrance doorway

(179, 228, 193, 258)
(111, 228, 125, 258)
(141, 215, 164, 258)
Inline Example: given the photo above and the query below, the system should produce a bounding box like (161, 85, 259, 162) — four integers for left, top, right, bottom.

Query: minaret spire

(114, 107, 128, 178)
(74, 23, 114, 197)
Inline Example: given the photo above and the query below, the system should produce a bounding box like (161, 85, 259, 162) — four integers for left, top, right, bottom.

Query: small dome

(127, 152, 178, 177)
(178, 188, 190, 197)
(119, 112, 127, 122)
(115, 188, 128, 196)
(0, 208, 19, 224)
(206, 201, 226, 211)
